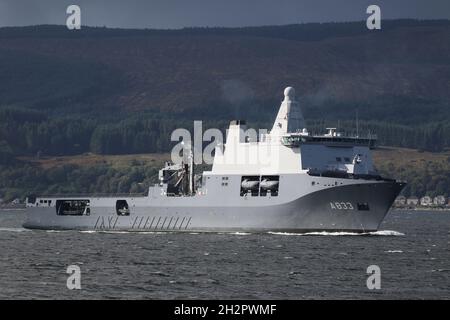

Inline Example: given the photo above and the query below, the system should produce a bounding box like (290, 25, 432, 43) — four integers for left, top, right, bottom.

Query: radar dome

(284, 87, 295, 100)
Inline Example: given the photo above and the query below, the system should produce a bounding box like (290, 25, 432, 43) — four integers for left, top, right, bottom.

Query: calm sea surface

(0, 209, 449, 299)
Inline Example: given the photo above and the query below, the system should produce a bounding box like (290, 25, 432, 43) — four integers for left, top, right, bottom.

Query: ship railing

(306, 169, 395, 182)
(281, 132, 377, 148)
(30, 192, 148, 199)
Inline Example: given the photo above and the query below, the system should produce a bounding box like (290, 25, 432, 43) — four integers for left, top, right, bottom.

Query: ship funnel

(271, 87, 305, 134)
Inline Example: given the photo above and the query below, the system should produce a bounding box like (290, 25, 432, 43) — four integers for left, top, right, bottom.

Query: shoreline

(393, 207, 450, 212)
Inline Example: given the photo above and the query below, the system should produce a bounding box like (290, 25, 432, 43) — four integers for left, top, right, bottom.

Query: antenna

(356, 109, 359, 138)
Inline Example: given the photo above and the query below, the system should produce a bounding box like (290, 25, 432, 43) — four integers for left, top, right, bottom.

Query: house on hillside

(394, 196, 406, 206)
(433, 195, 446, 206)
(420, 196, 432, 206)
(11, 198, 21, 205)
(406, 197, 419, 206)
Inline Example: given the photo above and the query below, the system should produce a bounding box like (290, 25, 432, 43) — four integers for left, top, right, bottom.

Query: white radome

(284, 86, 295, 100)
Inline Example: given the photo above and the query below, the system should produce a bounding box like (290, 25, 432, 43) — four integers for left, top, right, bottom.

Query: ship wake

(0, 227, 30, 233)
(268, 230, 404, 236)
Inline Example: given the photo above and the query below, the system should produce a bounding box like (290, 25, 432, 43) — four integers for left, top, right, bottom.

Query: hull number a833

(330, 202, 354, 210)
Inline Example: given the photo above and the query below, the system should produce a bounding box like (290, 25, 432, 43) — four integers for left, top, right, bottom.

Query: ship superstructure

(24, 87, 405, 232)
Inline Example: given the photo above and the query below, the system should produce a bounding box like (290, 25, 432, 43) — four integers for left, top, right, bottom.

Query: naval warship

(24, 87, 405, 232)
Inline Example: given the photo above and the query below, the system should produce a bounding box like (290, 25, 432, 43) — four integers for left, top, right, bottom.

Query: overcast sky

(0, 0, 449, 29)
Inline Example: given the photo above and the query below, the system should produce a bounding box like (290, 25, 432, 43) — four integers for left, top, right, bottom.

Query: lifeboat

(241, 179, 259, 190)
(259, 179, 279, 190)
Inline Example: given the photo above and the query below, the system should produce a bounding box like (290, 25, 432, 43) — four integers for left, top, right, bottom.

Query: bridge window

(336, 157, 342, 162)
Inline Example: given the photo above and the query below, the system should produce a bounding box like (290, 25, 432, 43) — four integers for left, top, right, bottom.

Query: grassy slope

(16, 147, 450, 198)
(373, 147, 450, 169)
(374, 147, 450, 197)
(20, 147, 449, 170)
(17, 153, 168, 170)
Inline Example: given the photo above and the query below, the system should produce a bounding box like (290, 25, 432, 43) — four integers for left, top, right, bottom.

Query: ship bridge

(210, 87, 377, 176)
(281, 128, 377, 149)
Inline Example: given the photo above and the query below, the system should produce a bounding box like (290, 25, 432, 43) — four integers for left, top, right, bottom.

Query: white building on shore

(394, 196, 406, 206)
(433, 195, 446, 206)
(420, 196, 433, 206)
(406, 197, 419, 206)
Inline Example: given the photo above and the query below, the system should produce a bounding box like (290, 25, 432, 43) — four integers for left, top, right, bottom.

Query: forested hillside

(1, 20, 450, 158)
(0, 20, 449, 199)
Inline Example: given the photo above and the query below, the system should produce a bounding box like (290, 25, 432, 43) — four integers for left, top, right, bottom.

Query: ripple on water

(0, 227, 29, 233)
(1, 209, 449, 299)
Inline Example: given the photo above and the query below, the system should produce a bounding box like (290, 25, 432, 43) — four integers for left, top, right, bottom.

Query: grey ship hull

(23, 87, 406, 233)
(24, 180, 405, 233)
